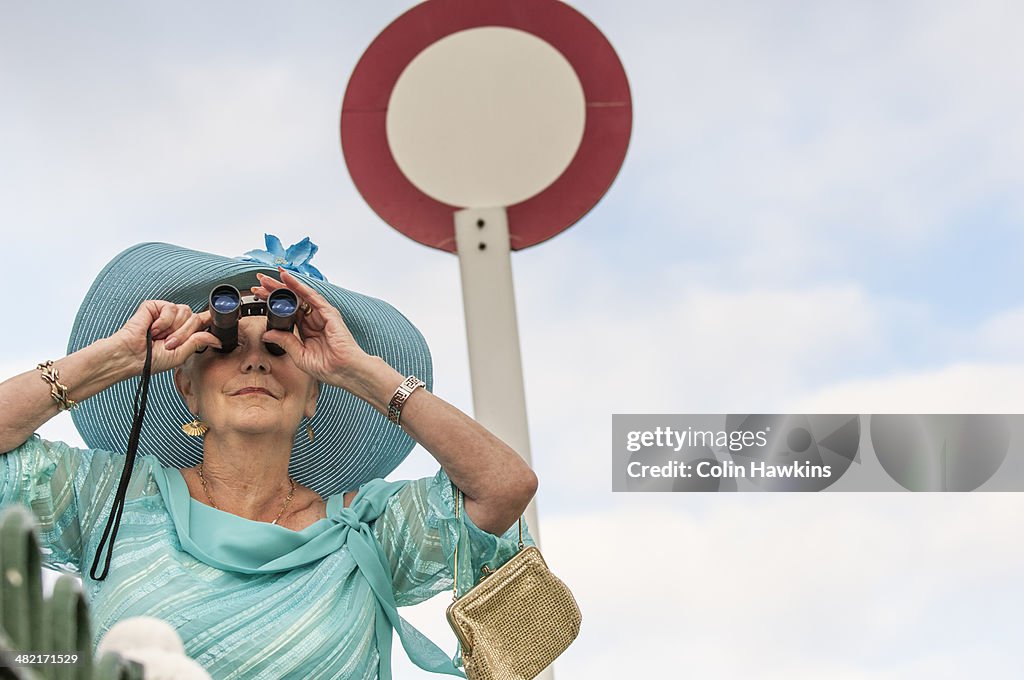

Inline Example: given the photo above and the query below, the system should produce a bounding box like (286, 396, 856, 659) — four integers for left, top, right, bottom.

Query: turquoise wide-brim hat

(68, 240, 432, 497)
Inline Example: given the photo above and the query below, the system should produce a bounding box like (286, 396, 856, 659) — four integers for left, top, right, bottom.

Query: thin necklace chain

(197, 462, 296, 526)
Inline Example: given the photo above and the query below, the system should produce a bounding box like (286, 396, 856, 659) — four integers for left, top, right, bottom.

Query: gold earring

(182, 417, 208, 437)
(305, 421, 315, 443)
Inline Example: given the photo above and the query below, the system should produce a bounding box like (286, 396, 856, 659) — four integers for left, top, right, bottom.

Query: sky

(2, 1, 1024, 677)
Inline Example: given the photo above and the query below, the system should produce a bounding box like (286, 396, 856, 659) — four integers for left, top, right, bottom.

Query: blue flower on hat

(238, 234, 327, 281)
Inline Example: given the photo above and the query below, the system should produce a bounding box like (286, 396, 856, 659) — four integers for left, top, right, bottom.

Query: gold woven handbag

(445, 488, 581, 680)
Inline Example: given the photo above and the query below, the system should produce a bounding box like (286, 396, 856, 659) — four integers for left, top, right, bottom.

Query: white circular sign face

(386, 27, 586, 209)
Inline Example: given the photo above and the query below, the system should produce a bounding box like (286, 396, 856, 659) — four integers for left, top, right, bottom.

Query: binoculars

(208, 284, 298, 355)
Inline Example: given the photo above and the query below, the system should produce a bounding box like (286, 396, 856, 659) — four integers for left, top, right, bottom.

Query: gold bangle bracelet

(36, 360, 78, 411)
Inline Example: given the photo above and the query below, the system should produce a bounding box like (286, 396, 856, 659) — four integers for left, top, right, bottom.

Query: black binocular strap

(90, 330, 154, 581)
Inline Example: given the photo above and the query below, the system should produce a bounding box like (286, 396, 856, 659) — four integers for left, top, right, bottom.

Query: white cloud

(510, 250, 884, 505)
(585, 0, 1024, 286)
(791, 363, 1024, 413)
(973, 306, 1024, 360)
(530, 493, 1024, 678)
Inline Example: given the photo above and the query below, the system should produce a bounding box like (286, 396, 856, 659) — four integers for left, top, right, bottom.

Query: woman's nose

(238, 342, 271, 373)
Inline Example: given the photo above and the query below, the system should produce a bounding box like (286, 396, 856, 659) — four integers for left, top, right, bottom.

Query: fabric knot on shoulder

(333, 506, 366, 531)
(326, 478, 411, 532)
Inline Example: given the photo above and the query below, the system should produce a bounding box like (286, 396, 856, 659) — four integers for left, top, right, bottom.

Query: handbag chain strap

(452, 485, 524, 600)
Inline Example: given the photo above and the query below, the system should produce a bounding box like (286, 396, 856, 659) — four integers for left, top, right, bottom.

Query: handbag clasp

(477, 565, 493, 584)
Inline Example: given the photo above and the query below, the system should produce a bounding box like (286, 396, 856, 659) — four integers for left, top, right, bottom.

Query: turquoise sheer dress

(0, 435, 534, 679)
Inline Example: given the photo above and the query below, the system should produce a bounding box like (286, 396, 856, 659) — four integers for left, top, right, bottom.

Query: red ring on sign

(341, 0, 632, 252)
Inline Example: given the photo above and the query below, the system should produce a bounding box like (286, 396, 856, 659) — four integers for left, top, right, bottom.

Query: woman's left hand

(252, 269, 373, 388)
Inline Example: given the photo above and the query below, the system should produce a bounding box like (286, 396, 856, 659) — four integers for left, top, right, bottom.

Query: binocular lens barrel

(209, 284, 241, 353)
(265, 289, 299, 356)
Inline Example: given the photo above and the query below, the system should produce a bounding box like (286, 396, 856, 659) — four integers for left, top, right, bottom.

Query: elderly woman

(0, 239, 538, 679)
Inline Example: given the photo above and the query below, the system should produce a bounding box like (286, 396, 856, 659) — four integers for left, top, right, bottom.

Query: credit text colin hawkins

(624, 427, 832, 479)
(626, 459, 833, 479)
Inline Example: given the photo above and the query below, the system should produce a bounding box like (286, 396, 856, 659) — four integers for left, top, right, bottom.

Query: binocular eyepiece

(207, 284, 299, 355)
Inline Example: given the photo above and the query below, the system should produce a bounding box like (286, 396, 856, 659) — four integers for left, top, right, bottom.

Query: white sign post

(453, 206, 542, 543)
(342, 4, 632, 677)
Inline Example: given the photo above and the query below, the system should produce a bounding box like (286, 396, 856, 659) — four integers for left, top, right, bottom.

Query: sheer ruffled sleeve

(0, 435, 124, 574)
(372, 467, 535, 607)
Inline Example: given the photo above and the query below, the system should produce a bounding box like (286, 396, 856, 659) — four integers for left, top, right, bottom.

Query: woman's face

(174, 316, 318, 438)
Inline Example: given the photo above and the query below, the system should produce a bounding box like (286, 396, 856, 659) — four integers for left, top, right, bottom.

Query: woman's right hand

(107, 301, 221, 375)
(0, 300, 221, 453)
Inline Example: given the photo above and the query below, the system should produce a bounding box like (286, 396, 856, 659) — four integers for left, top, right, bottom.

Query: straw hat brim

(67, 242, 432, 497)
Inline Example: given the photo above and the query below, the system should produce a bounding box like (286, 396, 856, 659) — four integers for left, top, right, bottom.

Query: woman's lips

(232, 387, 275, 398)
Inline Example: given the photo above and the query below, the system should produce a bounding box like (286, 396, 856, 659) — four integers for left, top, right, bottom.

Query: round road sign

(341, 0, 632, 251)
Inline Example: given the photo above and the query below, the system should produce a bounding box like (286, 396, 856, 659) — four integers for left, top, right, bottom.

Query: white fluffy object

(97, 616, 211, 680)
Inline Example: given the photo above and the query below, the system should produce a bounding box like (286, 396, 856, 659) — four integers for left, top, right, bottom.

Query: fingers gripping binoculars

(208, 284, 299, 355)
